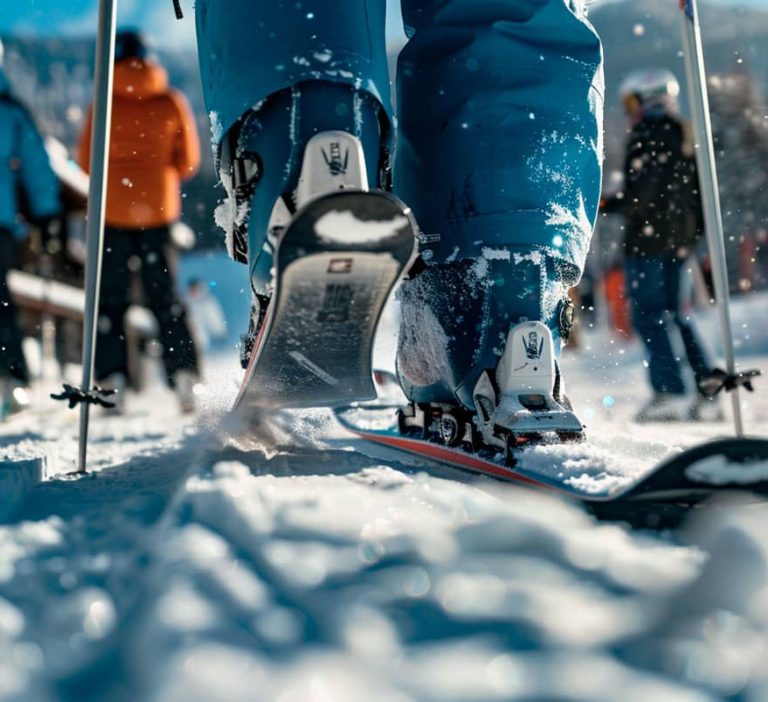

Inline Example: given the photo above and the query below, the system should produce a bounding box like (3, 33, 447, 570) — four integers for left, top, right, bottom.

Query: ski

(335, 402, 768, 509)
(233, 190, 416, 414)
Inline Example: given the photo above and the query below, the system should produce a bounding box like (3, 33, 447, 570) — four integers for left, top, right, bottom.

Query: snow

(208, 111, 223, 145)
(396, 276, 453, 387)
(1, 258, 768, 699)
(314, 210, 410, 245)
(686, 454, 768, 485)
(480, 247, 511, 261)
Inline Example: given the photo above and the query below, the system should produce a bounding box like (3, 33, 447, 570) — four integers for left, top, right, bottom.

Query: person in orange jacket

(79, 29, 201, 412)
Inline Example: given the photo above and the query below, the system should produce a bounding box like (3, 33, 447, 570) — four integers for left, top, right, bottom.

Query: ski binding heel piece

(473, 321, 584, 454)
(266, 131, 371, 247)
(295, 131, 369, 210)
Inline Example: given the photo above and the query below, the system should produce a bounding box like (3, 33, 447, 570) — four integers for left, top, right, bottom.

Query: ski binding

(397, 321, 584, 465)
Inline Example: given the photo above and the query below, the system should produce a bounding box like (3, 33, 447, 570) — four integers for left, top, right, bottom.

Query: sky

(0, 0, 763, 50)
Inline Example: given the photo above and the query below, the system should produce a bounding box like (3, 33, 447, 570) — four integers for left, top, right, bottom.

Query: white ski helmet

(619, 68, 680, 105)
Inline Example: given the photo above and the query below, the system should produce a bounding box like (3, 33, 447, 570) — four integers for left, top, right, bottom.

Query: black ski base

(234, 190, 416, 413)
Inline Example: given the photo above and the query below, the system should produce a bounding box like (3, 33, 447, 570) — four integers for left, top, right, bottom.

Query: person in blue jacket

(0, 39, 61, 415)
(194, 0, 603, 422)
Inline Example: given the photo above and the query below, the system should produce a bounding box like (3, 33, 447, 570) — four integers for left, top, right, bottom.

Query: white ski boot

(472, 321, 584, 457)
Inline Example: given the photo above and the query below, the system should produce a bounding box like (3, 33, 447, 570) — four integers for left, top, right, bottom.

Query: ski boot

(472, 321, 584, 462)
(634, 393, 691, 423)
(397, 321, 584, 465)
(689, 394, 724, 422)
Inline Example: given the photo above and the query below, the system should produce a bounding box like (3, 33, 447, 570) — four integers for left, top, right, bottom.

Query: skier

(0, 38, 61, 418)
(601, 68, 720, 422)
(78, 30, 202, 413)
(193, 1, 603, 449)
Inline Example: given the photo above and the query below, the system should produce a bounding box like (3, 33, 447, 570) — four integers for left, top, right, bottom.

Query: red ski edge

(356, 429, 557, 492)
(233, 300, 275, 408)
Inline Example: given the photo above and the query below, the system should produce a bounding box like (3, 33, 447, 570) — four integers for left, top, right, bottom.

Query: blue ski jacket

(0, 68, 60, 236)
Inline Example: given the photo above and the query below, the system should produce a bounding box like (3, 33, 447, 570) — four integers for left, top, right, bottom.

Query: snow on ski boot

(472, 321, 584, 463)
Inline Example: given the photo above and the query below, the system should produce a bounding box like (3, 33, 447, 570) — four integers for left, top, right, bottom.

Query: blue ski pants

(626, 256, 713, 396)
(195, 0, 604, 406)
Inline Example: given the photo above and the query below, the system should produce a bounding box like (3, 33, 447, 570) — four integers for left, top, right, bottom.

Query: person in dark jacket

(0, 39, 61, 418)
(78, 30, 201, 413)
(602, 68, 719, 422)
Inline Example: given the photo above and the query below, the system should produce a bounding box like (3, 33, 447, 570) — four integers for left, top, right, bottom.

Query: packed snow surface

(1, 265, 768, 701)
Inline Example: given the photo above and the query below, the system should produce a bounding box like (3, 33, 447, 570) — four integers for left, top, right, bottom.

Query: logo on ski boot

(328, 258, 353, 274)
(523, 332, 545, 360)
(322, 142, 349, 176)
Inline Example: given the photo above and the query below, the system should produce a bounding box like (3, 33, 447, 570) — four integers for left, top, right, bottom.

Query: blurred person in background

(78, 29, 201, 414)
(0, 38, 61, 418)
(601, 68, 720, 423)
(707, 72, 768, 292)
(185, 277, 227, 354)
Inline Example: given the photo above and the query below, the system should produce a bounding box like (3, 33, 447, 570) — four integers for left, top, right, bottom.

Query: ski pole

(76, 0, 117, 472)
(678, 0, 745, 436)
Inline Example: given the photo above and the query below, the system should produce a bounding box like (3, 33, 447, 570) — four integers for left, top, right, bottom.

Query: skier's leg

(667, 258, 713, 389)
(137, 228, 199, 385)
(195, 0, 392, 294)
(0, 230, 30, 384)
(95, 228, 132, 382)
(195, 0, 391, 150)
(395, 0, 603, 409)
(626, 257, 686, 396)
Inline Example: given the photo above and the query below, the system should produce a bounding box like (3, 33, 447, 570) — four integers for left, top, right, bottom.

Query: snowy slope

(1, 280, 768, 701)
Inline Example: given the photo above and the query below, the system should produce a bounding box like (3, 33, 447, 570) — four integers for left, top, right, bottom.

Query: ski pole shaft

(678, 0, 744, 436)
(78, 0, 117, 472)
